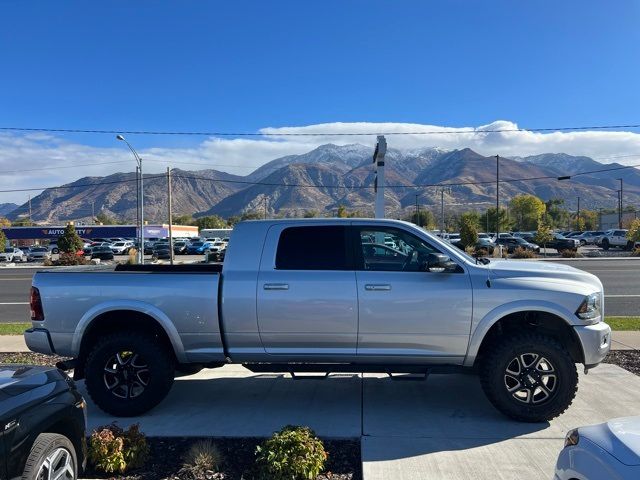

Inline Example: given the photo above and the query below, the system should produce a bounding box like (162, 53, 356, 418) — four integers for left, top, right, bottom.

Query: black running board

(242, 363, 463, 376)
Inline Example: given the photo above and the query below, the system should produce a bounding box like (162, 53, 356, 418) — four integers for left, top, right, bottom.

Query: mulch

(83, 437, 361, 480)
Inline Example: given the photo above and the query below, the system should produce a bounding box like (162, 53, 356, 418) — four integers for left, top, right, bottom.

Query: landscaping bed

(83, 436, 361, 480)
(604, 350, 640, 376)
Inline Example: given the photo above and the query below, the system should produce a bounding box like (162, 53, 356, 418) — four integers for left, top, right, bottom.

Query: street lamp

(116, 135, 144, 264)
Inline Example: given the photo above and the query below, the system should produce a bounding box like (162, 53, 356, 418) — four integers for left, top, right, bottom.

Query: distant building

(599, 212, 638, 230)
(0, 224, 198, 242)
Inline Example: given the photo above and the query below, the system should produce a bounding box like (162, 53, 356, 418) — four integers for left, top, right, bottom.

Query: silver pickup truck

(25, 219, 611, 422)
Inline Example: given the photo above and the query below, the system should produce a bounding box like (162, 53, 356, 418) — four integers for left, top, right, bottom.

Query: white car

(110, 241, 134, 255)
(555, 416, 640, 479)
(0, 247, 25, 262)
(598, 229, 630, 250)
(27, 247, 51, 262)
(47, 243, 60, 254)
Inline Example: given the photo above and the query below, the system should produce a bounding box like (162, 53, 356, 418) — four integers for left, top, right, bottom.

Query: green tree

(303, 210, 319, 218)
(481, 207, 512, 234)
(627, 219, 640, 243)
(573, 216, 586, 231)
(0, 217, 10, 227)
(459, 212, 479, 248)
(405, 210, 437, 229)
(579, 210, 598, 230)
(510, 194, 546, 231)
(535, 218, 554, 256)
(240, 211, 264, 221)
(95, 212, 118, 225)
(194, 215, 228, 229)
(0, 229, 6, 253)
(12, 218, 34, 226)
(57, 223, 84, 254)
(336, 205, 348, 218)
(545, 199, 570, 229)
(173, 214, 195, 225)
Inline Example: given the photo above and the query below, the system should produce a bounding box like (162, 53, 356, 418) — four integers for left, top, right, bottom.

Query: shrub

(57, 223, 84, 254)
(255, 425, 327, 480)
(43, 257, 53, 266)
(511, 247, 536, 259)
(88, 423, 149, 474)
(560, 249, 582, 258)
(127, 248, 138, 265)
(52, 253, 89, 266)
(632, 247, 640, 257)
(181, 440, 224, 479)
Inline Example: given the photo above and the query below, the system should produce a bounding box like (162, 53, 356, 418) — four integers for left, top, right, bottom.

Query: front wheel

(21, 433, 77, 480)
(479, 333, 578, 422)
(85, 332, 174, 416)
(602, 239, 610, 250)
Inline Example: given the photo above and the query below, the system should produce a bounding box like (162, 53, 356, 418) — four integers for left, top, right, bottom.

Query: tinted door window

(356, 227, 440, 271)
(276, 226, 350, 270)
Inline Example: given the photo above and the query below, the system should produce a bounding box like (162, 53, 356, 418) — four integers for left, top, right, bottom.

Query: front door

(354, 224, 473, 362)
(257, 224, 358, 358)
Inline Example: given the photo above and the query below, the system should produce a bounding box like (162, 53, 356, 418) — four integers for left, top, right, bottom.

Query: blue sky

(1, 0, 640, 203)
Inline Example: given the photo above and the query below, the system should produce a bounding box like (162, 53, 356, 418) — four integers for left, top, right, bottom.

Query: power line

(2, 123, 640, 137)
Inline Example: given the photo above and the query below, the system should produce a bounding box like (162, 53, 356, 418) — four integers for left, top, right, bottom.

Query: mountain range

(7, 144, 640, 223)
(0, 203, 18, 216)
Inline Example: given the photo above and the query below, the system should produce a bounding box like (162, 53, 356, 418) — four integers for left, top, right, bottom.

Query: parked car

(571, 231, 604, 246)
(110, 241, 134, 255)
(451, 238, 495, 255)
(186, 241, 213, 254)
(27, 219, 610, 422)
(0, 247, 26, 262)
(83, 241, 112, 256)
(27, 246, 52, 262)
(90, 246, 114, 261)
(555, 416, 640, 479)
(47, 243, 60, 255)
(173, 240, 188, 255)
(495, 236, 540, 254)
(599, 229, 631, 250)
(151, 245, 172, 260)
(0, 365, 86, 480)
(546, 233, 580, 252)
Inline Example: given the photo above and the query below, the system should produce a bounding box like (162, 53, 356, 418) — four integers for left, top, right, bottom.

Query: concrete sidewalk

(73, 363, 640, 480)
(2, 330, 639, 353)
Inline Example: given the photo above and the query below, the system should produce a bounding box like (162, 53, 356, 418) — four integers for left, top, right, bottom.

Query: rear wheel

(602, 239, 610, 250)
(21, 433, 77, 480)
(85, 332, 174, 416)
(480, 333, 578, 422)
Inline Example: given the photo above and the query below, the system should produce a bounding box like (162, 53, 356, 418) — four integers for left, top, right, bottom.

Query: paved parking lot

(79, 363, 640, 480)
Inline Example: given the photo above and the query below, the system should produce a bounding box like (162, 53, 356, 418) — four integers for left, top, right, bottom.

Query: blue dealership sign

(1, 226, 137, 240)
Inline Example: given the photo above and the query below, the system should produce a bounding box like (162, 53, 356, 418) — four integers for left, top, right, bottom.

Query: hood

(488, 260, 602, 293)
(580, 416, 640, 466)
(0, 365, 66, 396)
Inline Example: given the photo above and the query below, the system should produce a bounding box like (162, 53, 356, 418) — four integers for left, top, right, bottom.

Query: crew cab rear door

(257, 224, 358, 357)
(353, 223, 473, 362)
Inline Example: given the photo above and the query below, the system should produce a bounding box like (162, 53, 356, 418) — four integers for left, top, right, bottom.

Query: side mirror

(424, 253, 456, 273)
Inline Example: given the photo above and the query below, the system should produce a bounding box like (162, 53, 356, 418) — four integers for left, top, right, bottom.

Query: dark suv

(0, 365, 86, 479)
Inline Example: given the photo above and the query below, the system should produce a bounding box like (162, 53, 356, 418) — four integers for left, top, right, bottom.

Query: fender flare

(71, 300, 187, 363)
(463, 300, 578, 367)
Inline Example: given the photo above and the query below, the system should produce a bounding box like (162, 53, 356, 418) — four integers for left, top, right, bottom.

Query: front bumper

(574, 321, 611, 367)
(24, 328, 55, 355)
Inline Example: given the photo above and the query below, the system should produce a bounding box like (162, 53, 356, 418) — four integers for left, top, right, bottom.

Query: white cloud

(2, 120, 640, 206)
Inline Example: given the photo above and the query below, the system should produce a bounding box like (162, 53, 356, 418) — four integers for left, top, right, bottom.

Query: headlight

(564, 428, 580, 448)
(576, 293, 601, 321)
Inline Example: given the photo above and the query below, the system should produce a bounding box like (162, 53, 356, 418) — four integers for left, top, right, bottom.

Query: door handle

(365, 284, 391, 291)
(263, 283, 289, 291)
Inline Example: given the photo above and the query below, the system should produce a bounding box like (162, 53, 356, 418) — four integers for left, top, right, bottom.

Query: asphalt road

(0, 258, 638, 323)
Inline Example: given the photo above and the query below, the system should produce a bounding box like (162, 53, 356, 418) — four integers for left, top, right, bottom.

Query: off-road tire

(21, 433, 77, 480)
(85, 331, 174, 417)
(602, 239, 610, 250)
(480, 333, 578, 422)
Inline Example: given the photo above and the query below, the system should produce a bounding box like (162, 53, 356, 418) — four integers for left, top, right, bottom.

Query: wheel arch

(465, 304, 585, 368)
(73, 302, 186, 378)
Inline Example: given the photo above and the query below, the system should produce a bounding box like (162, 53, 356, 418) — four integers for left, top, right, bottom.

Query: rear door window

(276, 226, 350, 270)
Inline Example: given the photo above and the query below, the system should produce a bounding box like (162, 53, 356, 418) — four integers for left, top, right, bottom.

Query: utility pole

(263, 197, 268, 219)
(91, 201, 95, 223)
(577, 197, 581, 230)
(28, 195, 32, 223)
(373, 136, 387, 218)
(136, 166, 140, 233)
(618, 178, 623, 228)
(441, 189, 445, 233)
(167, 167, 174, 265)
(495, 155, 500, 240)
(414, 194, 419, 224)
